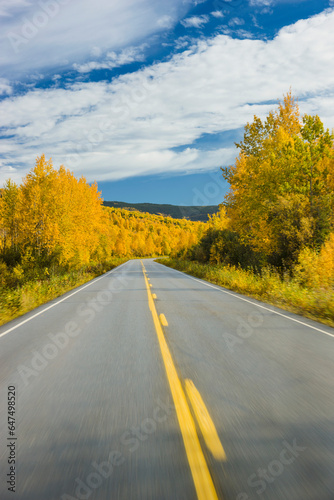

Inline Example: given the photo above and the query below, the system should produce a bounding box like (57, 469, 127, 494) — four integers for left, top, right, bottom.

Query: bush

(294, 233, 334, 289)
(0, 257, 129, 326)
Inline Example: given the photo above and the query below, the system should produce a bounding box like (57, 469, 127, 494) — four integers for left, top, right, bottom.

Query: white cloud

(188, 0, 208, 5)
(174, 36, 194, 50)
(90, 46, 102, 58)
(181, 15, 210, 28)
(0, 0, 187, 78)
(157, 15, 174, 29)
(1, 9, 334, 185)
(249, 0, 274, 14)
(73, 45, 147, 74)
(0, 78, 12, 95)
(211, 11, 224, 19)
(228, 17, 245, 27)
(249, 0, 273, 6)
(0, 0, 31, 17)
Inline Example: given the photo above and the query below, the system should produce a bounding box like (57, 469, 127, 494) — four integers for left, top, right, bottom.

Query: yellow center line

(140, 261, 220, 500)
(185, 380, 226, 461)
(159, 314, 168, 326)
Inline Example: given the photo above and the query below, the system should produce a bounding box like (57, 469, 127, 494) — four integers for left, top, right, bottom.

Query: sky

(0, 0, 334, 205)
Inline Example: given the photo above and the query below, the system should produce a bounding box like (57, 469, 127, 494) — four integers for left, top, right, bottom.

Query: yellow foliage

(223, 91, 334, 263)
(1, 155, 108, 268)
(207, 205, 229, 230)
(104, 207, 204, 258)
(295, 233, 334, 289)
(0, 155, 205, 270)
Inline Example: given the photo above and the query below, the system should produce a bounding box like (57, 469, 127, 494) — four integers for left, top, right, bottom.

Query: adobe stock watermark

(7, 0, 72, 55)
(16, 265, 131, 387)
(61, 397, 175, 500)
(223, 311, 263, 352)
(236, 439, 307, 499)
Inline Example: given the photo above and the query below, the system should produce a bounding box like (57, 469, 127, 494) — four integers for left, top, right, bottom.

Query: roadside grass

(157, 258, 334, 328)
(0, 257, 128, 327)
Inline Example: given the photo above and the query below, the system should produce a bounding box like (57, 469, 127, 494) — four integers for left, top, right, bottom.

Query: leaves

(223, 91, 334, 268)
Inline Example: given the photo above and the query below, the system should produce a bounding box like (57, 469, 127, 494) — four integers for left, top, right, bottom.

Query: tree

(0, 180, 20, 255)
(222, 91, 334, 268)
(19, 155, 59, 258)
(17, 155, 108, 268)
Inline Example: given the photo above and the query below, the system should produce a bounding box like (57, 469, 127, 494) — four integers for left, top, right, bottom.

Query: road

(0, 258, 333, 500)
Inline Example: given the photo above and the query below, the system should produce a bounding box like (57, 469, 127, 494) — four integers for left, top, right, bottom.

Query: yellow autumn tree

(222, 91, 334, 267)
(19, 155, 59, 257)
(0, 180, 20, 254)
(18, 155, 107, 268)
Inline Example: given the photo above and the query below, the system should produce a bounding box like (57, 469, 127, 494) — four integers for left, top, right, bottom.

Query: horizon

(102, 199, 220, 208)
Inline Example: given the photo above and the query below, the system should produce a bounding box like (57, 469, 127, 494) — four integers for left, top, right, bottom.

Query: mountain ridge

(103, 201, 219, 222)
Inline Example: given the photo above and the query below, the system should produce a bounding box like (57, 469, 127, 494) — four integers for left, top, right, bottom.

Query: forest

(1, 91, 334, 325)
(103, 201, 219, 221)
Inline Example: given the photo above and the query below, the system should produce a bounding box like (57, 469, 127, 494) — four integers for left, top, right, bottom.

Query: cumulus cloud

(1, 9, 334, 185)
(211, 11, 224, 18)
(181, 15, 210, 28)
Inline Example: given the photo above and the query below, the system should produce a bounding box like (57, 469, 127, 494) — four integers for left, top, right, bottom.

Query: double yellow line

(141, 262, 225, 500)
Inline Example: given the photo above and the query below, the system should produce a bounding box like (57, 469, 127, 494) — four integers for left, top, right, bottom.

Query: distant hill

(103, 201, 219, 222)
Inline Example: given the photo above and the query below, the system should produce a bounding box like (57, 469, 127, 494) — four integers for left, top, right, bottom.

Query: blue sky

(0, 0, 334, 205)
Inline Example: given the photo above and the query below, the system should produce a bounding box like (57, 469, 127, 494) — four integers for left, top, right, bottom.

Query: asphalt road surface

(0, 258, 333, 500)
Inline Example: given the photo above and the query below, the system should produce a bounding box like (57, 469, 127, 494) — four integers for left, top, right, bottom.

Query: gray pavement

(0, 258, 333, 499)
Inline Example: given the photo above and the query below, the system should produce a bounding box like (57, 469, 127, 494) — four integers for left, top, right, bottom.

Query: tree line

(0, 156, 204, 289)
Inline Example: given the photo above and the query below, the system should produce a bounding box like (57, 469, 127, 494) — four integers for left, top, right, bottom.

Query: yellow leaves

(0, 179, 20, 251)
(275, 89, 301, 136)
(224, 90, 334, 266)
(207, 206, 229, 231)
(102, 206, 204, 258)
(12, 265, 24, 281)
(19, 156, 59, 254)
(2, 155, 108, 268)
(294, 233, 334, 289)
(274, 126, 295, 150)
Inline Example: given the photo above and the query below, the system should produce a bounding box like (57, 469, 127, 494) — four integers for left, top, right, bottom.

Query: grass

(0, 257, 128, 327)
(157, 258, 334, 328)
